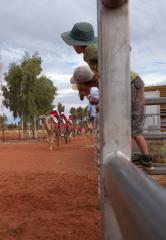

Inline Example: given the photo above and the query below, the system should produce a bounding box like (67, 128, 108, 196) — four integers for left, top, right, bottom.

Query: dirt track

(0, 137, 101, 240)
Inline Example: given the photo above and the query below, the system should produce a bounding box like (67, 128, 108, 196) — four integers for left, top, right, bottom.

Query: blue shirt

(87, 104, 97, 119)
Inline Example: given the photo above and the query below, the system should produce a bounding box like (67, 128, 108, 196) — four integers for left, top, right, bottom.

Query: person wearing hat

(71, 65, 100, 116)
(70, 65, 98, 101)
(61, 22, 99, 78)
(68, 113, 75, 125)
(70, 65, 98, 87)
(62, 23, 153, 169)
(60, 112, 68, 125)
(70, 65, 152, 169)
(49, 107, 59, 124)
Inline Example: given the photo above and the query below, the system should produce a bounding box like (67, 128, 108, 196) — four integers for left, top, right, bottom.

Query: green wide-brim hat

(61, 22, 97, 46)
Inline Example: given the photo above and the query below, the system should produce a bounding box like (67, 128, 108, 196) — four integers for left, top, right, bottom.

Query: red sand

(0, 136, 165, 240)
(0, 137, 101, 240)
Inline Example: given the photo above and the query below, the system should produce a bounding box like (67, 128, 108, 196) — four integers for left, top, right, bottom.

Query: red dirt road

(0, 137, 101, 240)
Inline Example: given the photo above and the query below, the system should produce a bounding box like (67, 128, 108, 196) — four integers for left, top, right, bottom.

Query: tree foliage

(58, 102, 65, 114)
(2, 52, 57, 123)
(2, 64, 23, 118)
(35, 75, 56, 115)
(0, 114, 7, 127)
(7, 123, 18, 129)
(69, 106, 87, 122)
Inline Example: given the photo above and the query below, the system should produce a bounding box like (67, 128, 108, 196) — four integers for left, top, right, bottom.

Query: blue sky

(0, 0, 166, 123)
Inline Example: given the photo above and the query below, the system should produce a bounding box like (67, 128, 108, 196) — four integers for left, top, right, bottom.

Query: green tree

(58, 102, 65, 114)
(20, 52, 42, 122)
(35, 75, 57, 115)
(2, 52, 57, 137)
(69, 107, 75, 115)
(2, 64, 23, 119)
(77, 106, 84, 122)
(0, 114, 7, 129)
(69, 106, 88, 122)
(69, 107, 78, 120)
(7, 123, 18, 130)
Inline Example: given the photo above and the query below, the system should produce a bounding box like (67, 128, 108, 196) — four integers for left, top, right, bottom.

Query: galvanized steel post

(97, 0, 130, 239)
(98, 0, 130, 160)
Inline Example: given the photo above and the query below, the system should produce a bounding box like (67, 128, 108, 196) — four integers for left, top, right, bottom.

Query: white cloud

(130, 0, 166, 82)
(142, 73, 166, 86)
(46, 73, 71, 82)
(58, 88, 76, 95)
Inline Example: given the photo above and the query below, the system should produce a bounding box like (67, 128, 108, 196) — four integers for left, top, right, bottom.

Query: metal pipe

(102, 0, 128, 8)
(144, 133, 166, 139)
(144, 113, 166, 116)
(105, 153, 166, 240)
(145, 97, 166, 105)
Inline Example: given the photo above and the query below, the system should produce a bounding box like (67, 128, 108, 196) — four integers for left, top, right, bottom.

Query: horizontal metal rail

(144, 128, 166, 131)
(144, 113, 166, 116)
(144, 133, 166, 139)
(145, 97, 166, 105)
(104, 152, 166, 240)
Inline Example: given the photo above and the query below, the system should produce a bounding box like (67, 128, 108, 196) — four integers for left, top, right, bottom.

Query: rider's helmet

(61, 112, 64, 114)
(53, 107, 57, 111)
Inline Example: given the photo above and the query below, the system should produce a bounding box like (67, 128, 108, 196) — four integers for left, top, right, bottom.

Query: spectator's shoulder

(84, 44, 98, 62)
(84, 44, 98, 73)
(130, 71, 139, 81)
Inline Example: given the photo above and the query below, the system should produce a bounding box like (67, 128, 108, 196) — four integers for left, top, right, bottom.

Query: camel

(40, 114, 70, 150)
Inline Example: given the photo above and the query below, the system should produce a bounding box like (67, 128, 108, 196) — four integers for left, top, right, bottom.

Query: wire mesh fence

(0, 124, 95, 143)
(0, 128, 47, 142)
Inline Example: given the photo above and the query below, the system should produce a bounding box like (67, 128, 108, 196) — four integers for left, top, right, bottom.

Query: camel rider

(68, 113, 75, 125)
(49, 107, 59, 124)
(60, 112, 68, 125)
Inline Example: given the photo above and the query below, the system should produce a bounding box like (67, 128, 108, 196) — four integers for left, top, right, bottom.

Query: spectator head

(70, 65, 95, 85)
(77, 83, 91, 100)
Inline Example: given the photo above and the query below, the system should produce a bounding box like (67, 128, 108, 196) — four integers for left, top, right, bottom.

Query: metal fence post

(97, 0, 130, 239)
(2, 127, 4, 142)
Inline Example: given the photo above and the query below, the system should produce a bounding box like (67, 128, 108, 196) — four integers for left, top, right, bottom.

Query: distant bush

(7, 124, 18, 130)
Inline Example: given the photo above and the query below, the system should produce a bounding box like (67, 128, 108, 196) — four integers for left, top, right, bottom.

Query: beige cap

(71, 83, 78, 91)
(70, 65, 94, 84)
